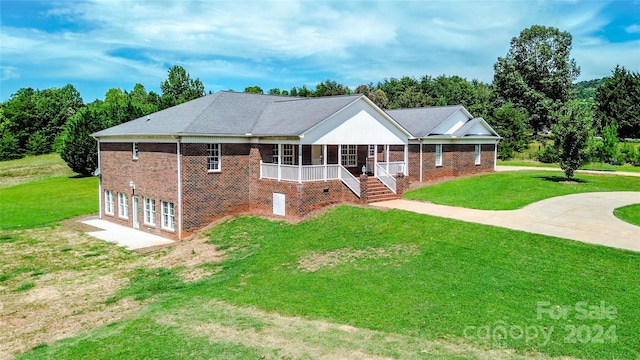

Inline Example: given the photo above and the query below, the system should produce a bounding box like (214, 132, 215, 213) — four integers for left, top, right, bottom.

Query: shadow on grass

(69, 174, 93, 179)
(536, 175, 587, 184)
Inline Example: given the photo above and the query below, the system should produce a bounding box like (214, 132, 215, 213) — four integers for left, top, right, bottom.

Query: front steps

(366, 178, 398, 203)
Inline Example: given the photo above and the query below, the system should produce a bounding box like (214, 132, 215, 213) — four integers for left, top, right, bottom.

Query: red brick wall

(408, 143, 495, 182)
(251, 178, 360, 219)
(180, 143, 257, 236)
(100, 142, 180, 239)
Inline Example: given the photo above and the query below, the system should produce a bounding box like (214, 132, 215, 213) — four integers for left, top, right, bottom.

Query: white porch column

(385, 145, 390, 173)
(323, 144, 327, 181)
(298, 144, 303, 183)
(277, 143, 282, 181)
(404, 144, 409, 176)
(338, 144, 342, 178)
(373, 144, 378, 177)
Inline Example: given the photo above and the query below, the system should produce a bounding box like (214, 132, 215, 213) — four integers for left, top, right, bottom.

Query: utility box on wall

(273, 193, 285, 216)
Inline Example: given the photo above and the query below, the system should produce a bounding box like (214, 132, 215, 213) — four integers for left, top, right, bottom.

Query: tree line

(1, 25, 638, 179)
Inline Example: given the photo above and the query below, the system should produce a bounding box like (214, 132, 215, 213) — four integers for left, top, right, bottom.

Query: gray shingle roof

(385, 106, 464, 138)
(92, 91, 363, 138)
(92, 91, 498, 140)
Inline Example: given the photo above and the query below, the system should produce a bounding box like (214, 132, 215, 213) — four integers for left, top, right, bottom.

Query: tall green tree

(59, 101, 107, 176)
(313, 80, 351, 97)
(0, 85, 83, 158)
(244, 86, 264, 94)
(160, 65, 205, 108)
(494, 25, 580, 134)
(594, 66, 640, 138)
(553, 101, 593, 180)
(488, 103, 530, 160)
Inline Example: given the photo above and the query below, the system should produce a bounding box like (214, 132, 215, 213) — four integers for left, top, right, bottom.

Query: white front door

(132, 196, 140, 229)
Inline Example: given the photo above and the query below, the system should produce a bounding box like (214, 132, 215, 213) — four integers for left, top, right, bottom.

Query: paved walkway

(373, 192, 640, 252)
(496, 165, 640, 177)
(81, 217, 174, 250)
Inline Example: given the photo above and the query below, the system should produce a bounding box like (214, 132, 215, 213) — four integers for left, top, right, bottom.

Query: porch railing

(261, 162, 342, 182)
(338, 165, 361, 197)
(375, 163, 397, 194)
(378, 161, 404, 175)
(260, 162, 360, 197)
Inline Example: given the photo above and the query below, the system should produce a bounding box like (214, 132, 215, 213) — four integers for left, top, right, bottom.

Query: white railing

(280, 164, 299, 181)
(376, 163, 396, 194)
(378, 161, 405, 175)
(260, 162, 360, 197)
(301, 165, 325, 181)
(261, 163, 279, 179)
(260, 162, 341, 182)
(339, 165, 361, 197)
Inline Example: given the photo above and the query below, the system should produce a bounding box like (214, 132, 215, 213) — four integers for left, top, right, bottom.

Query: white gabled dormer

(429, 107, 473, 135)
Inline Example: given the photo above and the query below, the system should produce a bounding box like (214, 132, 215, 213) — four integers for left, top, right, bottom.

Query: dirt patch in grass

(0, 222, 225, 358)
(297, 244, 420, 273)
(160, 300, 576, 360)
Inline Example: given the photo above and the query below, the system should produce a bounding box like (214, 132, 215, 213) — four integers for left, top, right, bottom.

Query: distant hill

(572, 78, 606, 103)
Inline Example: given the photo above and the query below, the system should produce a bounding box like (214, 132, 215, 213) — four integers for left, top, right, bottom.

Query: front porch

(259, 144, 407, 197)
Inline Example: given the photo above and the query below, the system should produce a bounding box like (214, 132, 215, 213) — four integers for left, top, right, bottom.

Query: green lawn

(498, 159, 640, 173)
(0, 175, 98, 229)
(21, 206, 640, 359)
(405, 170, 640, 210)
(0, 153, 75, 188)
(614, 204, 640, 226)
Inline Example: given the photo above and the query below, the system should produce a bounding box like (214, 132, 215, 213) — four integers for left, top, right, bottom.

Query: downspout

(97, 138, 102, 219)
(419, 141, 423, 183)
(176, 137, 183, 240)
(494, 141, 498, 172)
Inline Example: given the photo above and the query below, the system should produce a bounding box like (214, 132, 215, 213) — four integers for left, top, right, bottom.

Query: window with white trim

(161, 201, 175, 230)
(272, 144, 279, 163)
(133, 143, 139, 159)
(435, 144, 443, 166)
(207, 144, 220, 171)
(282, 144, 293, 165)
(144, 198, 156, 225)
(104, 190, 114, 215)
(475, 144, 481, 165)
(368, 145, 376, 157)
(118, 193, 128, 218)
(341, 145, 357, 167)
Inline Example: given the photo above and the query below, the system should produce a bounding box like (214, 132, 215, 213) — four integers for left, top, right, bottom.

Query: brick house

(93, 91, 500, 240)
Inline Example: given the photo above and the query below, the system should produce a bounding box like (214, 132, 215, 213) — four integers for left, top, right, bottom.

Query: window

(104, 190, 114, 215)
(161, 201, 175, 230)
(272, 144, 279, 163)
(282, 144, 293, 165)
(341, 145, 357, 167)
(133, 143, 139, 159)
(207, 144, 220, 171)
(435, 144, 443, 166)
(475, 144, 481, 165)
(118, 193, 128, 218)
(368, 145, 376, 157)
(144, 198, 156, 225)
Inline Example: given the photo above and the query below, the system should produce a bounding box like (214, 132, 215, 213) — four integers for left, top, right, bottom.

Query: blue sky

(1, 0, 639, 102)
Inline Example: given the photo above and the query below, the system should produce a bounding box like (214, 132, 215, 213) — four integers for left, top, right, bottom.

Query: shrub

(535, 145, 558, 163)
(621, 143, 640, 166)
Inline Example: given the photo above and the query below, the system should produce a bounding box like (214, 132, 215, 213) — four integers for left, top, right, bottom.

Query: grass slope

(405, 171, 640, 210)
(22, 207, 640, 359)
(0, 153, 75, 188)
(0, 175, 98, 229)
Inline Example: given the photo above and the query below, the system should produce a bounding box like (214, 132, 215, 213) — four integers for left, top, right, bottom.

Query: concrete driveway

(373, 192, 640, 252)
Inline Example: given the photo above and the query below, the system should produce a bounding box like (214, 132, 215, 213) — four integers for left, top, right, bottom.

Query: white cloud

(1, 0, 638, 100)
(626, 24, 640, 33)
